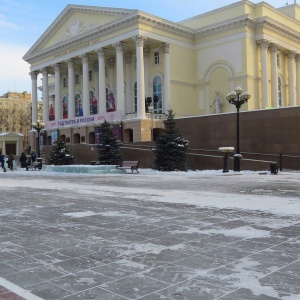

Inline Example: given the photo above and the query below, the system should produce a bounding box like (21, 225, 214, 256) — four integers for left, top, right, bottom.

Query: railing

(279, 153, 300, 171)
(120, 145, 278, 170)
(122, 113, 166, 120)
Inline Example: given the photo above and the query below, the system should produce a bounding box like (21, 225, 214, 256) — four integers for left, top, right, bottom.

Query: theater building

(23, 0, 300, 149)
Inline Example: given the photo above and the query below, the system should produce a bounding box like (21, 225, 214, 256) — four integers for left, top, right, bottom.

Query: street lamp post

(148, 104, 154, 142)
(32, 120, 45, 158)
(226, 87, 251, 172)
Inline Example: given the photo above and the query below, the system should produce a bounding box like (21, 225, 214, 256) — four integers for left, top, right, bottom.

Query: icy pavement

(0, 168, 299, 299)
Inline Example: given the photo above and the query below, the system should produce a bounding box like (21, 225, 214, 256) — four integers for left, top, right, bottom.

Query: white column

(114, 42, 125, 113)
(2, 141, 5, 155)
(288, 51, 296, 106)
(144, 48, 150, 97)
(67, 59, 75, 118)
(16, 141, 19, 155)
(258, 40, 269, 109)
(81, 54, 90, 116)
(162, 43, 171, 112)
(133, 35, 146, 119)
(107, 58, 115, 96)
(270, 44, 279, 108)
(124, 54, 132, 113)
(41, 68, 49, 121)
(53, 64, 61, 120)
(93, 64, 99, 114)
(30, 71, 38, 122)
(296, 54, 300, 106)
(96, 48, 106, 113)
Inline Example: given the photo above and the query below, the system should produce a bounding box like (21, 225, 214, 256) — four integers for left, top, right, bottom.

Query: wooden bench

(26, 162, 42, 171)
(116, 161, 139, 173)
(90, 161, 101, 165)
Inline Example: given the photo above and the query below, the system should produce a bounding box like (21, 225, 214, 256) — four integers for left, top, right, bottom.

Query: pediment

(23, 4, 135, 60)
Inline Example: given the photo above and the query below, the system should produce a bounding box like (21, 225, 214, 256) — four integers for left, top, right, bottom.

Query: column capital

(257, 39, 269, 50)
(66, 58, 74, 68)
(107, 58, 115, 68)
(133, 35, 147, 47)
(80, 53, 89, 63)
(124, 53, 132, 64)
(143, 48, 150, 58)
(287, 50, 296, 60)
(113, 42, 125, 53)
(41, 68, 48, 76)
(53, 64, 61, 72)
(30, 71, 39, 79)
(96, 48, 106, 58)
(161, 43, 170, 53)
(93, 63, 99, 72)
(270, 43, 278, 53)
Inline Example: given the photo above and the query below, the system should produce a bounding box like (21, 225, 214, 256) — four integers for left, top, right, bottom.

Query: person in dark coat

(19, 152, 27, 168)
(0, 151, 6, 172)
(31, 151, 36, 162)
(7, 153, 14, 170)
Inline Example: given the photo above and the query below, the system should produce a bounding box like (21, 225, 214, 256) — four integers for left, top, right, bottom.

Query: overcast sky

(0, 0, 294, 97)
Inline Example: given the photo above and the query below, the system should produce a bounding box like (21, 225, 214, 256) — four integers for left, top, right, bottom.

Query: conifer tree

(154, 110, 188, 171)
(48, 141, 74, 165)
(96, 120, 121, 165)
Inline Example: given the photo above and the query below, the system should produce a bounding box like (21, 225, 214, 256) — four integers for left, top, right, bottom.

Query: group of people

(0, 150, 15, 172)
(19, 151, 36, 168)
(0, 150, 37, 172)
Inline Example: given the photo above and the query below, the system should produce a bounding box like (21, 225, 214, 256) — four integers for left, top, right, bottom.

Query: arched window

(62, 95, 69, 119)
(89, 89, 98, 115)
(134, 82, 137, 113)
(278, 77, 282, 107)
(153, 76, 162, 113)
(75, 92, 83, 117)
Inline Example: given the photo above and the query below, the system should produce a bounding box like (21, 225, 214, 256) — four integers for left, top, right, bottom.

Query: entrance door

(5, 143, 16, 155)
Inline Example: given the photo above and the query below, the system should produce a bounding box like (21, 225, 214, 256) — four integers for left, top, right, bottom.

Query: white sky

(0, 0, 295, 96)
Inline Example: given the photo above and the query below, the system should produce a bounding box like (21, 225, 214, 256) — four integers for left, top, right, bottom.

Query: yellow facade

(23, 1, 300, 145)
(0, 92, 33, 151)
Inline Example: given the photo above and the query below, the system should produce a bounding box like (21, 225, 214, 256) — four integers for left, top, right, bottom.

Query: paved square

(0, 170, 299, 299)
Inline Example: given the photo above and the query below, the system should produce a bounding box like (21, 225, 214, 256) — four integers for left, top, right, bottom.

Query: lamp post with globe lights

(226, 87, 251, 172)
(32, 120, 45, 158)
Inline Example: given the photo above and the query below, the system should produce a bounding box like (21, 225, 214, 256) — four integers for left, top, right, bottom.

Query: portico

(23, 1, 300, 152)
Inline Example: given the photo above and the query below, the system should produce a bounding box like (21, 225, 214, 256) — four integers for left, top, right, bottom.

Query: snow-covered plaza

(0, 168, 299, 299)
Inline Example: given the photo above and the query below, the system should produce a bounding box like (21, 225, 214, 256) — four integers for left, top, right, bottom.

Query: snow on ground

(0, 167, 299, 299)
(0, 167, 299, 217)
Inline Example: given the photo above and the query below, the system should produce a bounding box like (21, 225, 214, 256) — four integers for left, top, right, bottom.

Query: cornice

(23, 5, 134, 61)
(24, 12, 194, 64)
(255, 16, 300, 43)
(194, 14, 256, 38)
(137, 14, 193, 38)
(24, 6, 300, 65)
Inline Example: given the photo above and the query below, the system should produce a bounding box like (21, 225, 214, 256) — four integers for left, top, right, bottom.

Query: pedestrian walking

(0, 151, 6, 172)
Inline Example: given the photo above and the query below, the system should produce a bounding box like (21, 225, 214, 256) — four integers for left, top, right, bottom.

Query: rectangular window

(75, 74, 80, 85)
(154, 52, 160, 65)
(277, 53, 280, 67)
(63, 77, 67, 88)
(89, 70, 92, 81)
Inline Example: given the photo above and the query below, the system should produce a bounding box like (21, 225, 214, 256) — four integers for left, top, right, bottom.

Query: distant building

(0, 91, 35, 152)
(23, 0, 300, 146)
